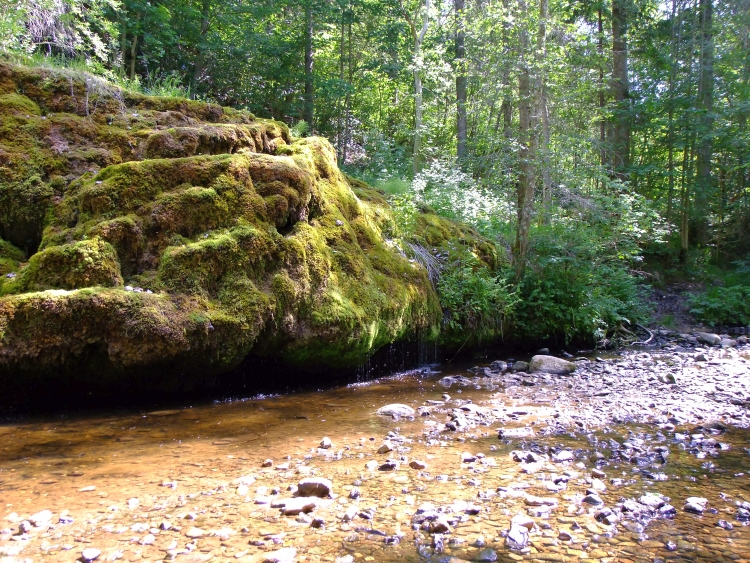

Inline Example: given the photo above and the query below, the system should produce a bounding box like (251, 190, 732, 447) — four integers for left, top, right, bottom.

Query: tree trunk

(344, 18, 353, 164)
(455, 0, 467, 160)
(129, 29, 139, 80)
(513, 0, 535, 278)
(411, 0, 430, 174)
(611, 0, 630, 178)
(679, 1, 700, 263)
(537, 0, 550, 205)
(120, 13, 127, 75)
(694, 0, 714, 240)
(598, 6, 607, 167)
(666, 0, 681, 232)
(337, 10, 346, 159)
(191, 0, 211, 99)
(303, 1, 314, 128)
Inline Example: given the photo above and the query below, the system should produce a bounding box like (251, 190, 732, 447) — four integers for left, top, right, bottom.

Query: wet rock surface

(1, 330, 750, 562)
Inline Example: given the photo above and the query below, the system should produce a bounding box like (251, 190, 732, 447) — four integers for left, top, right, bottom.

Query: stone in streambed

(280, 498, 318, 516)
(505, 523, 529, 550)
(256, 547, 297, 563)
(684, 497, 708, 514)
(297, 477, 332, 497)
(28, 510, 52, 527)
(529, 355, 576, 375)
(376, 404, 415, 417)
(697, 333, 721, 346)
(475, 548, 498, 562)
(81, 548, 101, 561)
(185, 527, 204, 538)
(377, 442, 393, 454)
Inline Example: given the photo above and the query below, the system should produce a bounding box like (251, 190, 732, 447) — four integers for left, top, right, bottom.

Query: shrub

(688, 285, 750, 327)
(512, 217, 649, 344)
(387, 192, 418, 239)
(437, 250, 517, 342)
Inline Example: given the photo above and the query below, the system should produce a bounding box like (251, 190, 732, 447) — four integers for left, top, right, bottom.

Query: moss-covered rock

(9, 237, 123, 292)
(0, 61, 496, 390)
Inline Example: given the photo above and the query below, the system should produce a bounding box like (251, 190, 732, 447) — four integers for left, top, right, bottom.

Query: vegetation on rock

(0, 62, 494, 383)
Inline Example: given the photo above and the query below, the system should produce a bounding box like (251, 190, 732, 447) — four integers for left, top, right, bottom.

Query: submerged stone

(529, 355, 576, 375)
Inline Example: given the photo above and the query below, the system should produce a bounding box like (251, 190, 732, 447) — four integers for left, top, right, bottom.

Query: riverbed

(1, 331, 749, 563)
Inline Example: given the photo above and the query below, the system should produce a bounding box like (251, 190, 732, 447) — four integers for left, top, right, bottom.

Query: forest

(3, 4, 750, 562)
(1, 0, 749, 346)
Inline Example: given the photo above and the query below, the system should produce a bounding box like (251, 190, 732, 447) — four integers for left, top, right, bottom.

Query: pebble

(376, 404, 415, 417)
(506, 523, 529, 550)
(81, 547, 101, 561)
(684, 497, 708, 514)
(258, 547, 297, 563)
(476, 547, 499, 561)
(28, 510, 52, 527)
(185, 527, 204, 538)
(297, 477, 332, 497)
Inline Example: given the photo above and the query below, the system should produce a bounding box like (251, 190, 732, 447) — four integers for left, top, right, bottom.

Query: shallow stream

(1, 348, 750, 563)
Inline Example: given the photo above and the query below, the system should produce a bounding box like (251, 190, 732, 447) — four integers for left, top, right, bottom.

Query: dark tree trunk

(455, 0, 467, 160)
(304, 2, 315, 128)
(598, 6, 607, 166)
(191, 0, 211, 99)
(611, 0, 630, 178)
(694, 0, 714, 235)
(514, 0, 535, 278)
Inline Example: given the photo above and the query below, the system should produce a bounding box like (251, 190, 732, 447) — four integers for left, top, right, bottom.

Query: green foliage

(290, 120, 310, 138)
(376, 177, 410, 195)
(1, 0, 119, 61)
(143, 71, 189, 98)
(516, 255, 647, 343)
(688, 285, 750, 327)
(509, 196, 654, 343)
(387, 192, 418, 240)
(437, 250, 517, 342)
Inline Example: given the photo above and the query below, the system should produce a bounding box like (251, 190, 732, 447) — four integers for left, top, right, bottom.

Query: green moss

(0, 93, 41, 116)
(0, 59, 498, 384)
(0, 238, 25, 262)
(11, 238, 123, 292)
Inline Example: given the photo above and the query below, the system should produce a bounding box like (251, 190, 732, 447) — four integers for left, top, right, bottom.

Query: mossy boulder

(9, 237, 123, 292)
(0, 61, 497, 393)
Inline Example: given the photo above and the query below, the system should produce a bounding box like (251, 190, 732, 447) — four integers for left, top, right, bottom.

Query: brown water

(1, 363, 750, 563)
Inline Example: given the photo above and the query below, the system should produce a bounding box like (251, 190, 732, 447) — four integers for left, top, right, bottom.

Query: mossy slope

(0, 62, 492, 388)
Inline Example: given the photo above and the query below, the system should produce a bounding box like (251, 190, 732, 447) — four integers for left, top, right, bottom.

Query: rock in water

(28, 510, 52, 527)
(81, 548, 101, 561)
(505, 523, 529, 550)
(552, 450, 575, 462)
(476, 548, 498, 562)
(376, 404, 415, 417)
(319, 437, 332, 449)
(259, 547, 297, 563)
(697, 333, 721, 346)
(529, 355, 576, 375)
(297, 477, 332, 497)
(684, 497, 708, 514)
(280, 498, 318, 516)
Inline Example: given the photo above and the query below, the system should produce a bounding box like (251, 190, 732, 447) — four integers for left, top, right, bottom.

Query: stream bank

(0, 329, 749, 563)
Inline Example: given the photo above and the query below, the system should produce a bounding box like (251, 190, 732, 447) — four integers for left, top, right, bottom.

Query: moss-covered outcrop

(0, 62, 494, 390)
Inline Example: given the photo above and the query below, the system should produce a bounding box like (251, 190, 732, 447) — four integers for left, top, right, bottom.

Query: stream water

(1, 340, 749, 563)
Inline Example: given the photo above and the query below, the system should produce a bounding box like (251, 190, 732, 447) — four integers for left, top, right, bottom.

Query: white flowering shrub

(412, 159, 514, 228)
